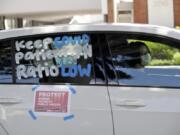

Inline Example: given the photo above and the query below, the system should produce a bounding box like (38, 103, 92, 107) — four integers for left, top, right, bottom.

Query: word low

(16, 64, 92, 79)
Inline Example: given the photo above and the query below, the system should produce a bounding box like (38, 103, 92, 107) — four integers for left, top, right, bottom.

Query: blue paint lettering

(54, 37, 63, 48)
(60, 64, 91, 77)
(61, 66, 70, 77)
(78, 64, 91, 77)
(69, 65, 78, 77)
(62, 36, 69, 45)
(82, 34, 90, 45)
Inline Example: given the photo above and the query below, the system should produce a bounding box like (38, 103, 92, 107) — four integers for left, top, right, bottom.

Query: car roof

(0, 23, 180, 40)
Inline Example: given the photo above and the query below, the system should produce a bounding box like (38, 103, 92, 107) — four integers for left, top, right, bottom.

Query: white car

(0, 23, 180, 135)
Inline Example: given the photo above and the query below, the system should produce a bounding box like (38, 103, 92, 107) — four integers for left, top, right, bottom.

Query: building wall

(0, 17, 5, 30)
(118, 1, 133, 23)
(174, 0, 180, 26)
(148, 0, 174, 27)
(134, 0, 180, 27)
(133, 0, 148, 24)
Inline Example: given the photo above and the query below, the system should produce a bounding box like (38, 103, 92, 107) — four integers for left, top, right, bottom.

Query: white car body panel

(0, 85, 113, 135)
(109, 87, 180, 135)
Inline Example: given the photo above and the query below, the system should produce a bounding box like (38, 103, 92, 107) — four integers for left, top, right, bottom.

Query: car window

(0, 40, 13, 83)
(14, 33, 101, 85)
(106, 33, 180, 88)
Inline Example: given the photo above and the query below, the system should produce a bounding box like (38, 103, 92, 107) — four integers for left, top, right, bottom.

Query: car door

(0, 32, 113, 135)
(104, 32, 180, 135)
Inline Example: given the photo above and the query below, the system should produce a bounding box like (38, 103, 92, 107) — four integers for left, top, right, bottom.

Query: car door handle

(0, 98, 22, 104)
(116, 99, 146, 108)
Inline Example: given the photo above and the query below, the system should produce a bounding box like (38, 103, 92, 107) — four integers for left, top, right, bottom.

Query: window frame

(0, 30, 180, 88)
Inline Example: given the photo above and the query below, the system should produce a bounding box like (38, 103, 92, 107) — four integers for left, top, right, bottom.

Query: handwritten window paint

(15, 33, 95, 84)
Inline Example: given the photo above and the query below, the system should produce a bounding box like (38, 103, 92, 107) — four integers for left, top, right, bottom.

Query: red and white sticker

(33, 86, 71, 116)
(35, 91, 69, 113)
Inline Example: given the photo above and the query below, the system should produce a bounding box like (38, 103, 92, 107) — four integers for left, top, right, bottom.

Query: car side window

(0, 40, 13, 83)
(106, 33, 180, 88)
(14, 33, 99, 85)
